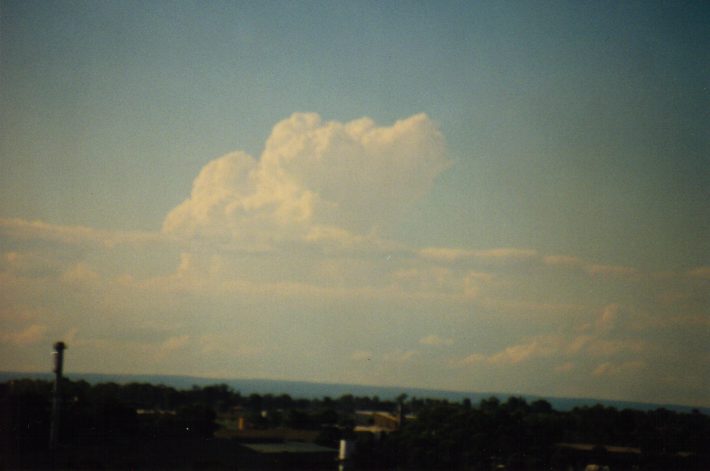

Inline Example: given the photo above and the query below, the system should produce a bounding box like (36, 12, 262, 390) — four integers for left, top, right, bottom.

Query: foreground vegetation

(1, 378, 708, 469)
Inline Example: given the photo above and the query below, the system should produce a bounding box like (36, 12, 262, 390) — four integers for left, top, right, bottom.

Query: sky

(1, 0, 708, 407)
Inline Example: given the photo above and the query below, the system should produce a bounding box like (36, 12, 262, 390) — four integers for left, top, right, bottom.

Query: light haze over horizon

(1, 1, 708, 408)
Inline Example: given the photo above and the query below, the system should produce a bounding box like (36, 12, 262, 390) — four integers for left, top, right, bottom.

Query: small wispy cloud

(474, 248, 538, 261)
(584, 264, 637, 277)
(419, 335, 454, 346)
(2, 250, 63, 278)
(60, 262, 100, 284)
(592, 360, 645, 376)
(350, 350, 373, 361)
(486, 337, 559, 365)
(0, 218, 161, 248)
(688, 266, 710, 279)
(543, 254, 584, 266)
(418, 247, 537, 264)
(0, 324, 48, 346)
(198, 334, 264, 358)
(458, 336, 560, 366)
(596, 303, 620, 332)
(383, 350, 418, 363)
(554, 361, 575, 373)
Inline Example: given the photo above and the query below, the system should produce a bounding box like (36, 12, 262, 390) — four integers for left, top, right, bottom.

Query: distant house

(354, 409, 415, 435)
(224, 405, 250, 430)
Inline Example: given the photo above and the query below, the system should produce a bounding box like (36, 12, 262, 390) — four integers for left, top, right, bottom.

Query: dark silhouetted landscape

(2, 376, 708, 470)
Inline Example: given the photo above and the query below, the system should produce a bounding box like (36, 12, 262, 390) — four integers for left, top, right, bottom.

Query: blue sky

(1, 0, 708, 407)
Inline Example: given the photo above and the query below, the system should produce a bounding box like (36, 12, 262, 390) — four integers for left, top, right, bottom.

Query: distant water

(2, 371, 707, 415)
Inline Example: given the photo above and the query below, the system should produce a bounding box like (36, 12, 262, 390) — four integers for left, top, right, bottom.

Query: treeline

(2, 378, 708, 470)
(1, 379, 220, 447)
(0, 378, 398, 446)
(357, 397, 709, 470)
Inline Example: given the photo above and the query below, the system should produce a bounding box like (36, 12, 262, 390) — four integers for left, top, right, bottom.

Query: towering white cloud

(163, 113, 448, 245)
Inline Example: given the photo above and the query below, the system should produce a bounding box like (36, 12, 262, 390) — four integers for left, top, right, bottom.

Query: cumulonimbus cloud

(163, 113, 448, 245)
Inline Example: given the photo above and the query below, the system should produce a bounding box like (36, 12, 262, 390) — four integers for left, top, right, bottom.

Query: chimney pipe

(49, 341, 66, 451)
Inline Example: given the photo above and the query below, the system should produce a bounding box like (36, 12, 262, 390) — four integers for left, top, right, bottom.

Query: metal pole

(49, 341, 66, 451)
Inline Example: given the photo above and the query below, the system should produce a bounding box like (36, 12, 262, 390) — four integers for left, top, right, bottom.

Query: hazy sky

(1, 0, 708, 407)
